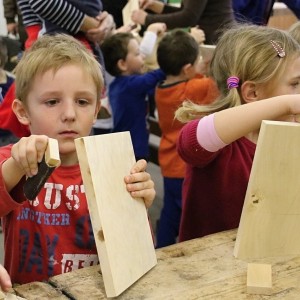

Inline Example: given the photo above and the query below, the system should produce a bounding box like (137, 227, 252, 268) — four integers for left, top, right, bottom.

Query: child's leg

(156, 177, 183, 248)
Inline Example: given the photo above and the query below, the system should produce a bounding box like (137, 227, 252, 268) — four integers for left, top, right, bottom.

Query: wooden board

(122, 0, 140, 27)
(199, 44, 216, 62)
(75, 132, 157, 297)
(234, 120, 300, 259)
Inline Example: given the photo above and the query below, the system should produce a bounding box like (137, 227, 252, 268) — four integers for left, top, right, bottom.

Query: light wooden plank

(247, 263, 272, 295)
(234, 120, 300, 259)
(75, 132, 157, 297)
(122, 0, 140, 28)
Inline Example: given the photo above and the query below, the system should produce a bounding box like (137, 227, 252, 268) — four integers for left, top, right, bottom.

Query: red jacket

(155, 75, 219, 178)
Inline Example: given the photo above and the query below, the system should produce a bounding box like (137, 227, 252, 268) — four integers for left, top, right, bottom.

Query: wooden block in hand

(45, 138, 60, 167)
(247, 263, 272, 295)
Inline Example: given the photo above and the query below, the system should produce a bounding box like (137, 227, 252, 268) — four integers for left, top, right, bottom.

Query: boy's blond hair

(176, 25, 300, 123)
(14, 34, 104, 103)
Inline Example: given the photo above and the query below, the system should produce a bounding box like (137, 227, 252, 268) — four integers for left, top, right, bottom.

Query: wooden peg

(247, 263, 272, 295)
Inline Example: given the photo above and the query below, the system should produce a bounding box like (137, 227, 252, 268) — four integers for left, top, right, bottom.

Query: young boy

(155, 29, 219, 248)
(0, 34, 155, 285)
(101, 24, 166, 161)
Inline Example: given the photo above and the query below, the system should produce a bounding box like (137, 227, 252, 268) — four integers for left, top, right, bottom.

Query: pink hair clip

(227, 76, 240, 90)
(270, 40, 285, 58)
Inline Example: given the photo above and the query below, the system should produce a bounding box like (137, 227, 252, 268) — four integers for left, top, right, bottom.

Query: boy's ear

(117, 59, 127, 72)
(93, 100, 101, 124)
(12, 99, 31, 125)
(241, 81, 259, 103)
(182, 63, 193, 76)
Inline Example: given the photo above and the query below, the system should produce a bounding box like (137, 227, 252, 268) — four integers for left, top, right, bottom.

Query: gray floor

(0, 162, 164, 265)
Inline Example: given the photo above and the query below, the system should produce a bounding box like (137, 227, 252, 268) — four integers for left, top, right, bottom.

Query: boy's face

(124, 38, 145, 75)
(15, 64, 100, 157)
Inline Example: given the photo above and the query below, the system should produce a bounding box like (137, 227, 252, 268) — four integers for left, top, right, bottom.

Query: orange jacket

(155, 74, 219, 177)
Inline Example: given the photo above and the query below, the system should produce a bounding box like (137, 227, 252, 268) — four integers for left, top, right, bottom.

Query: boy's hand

(147, 22, 166, 35)
(11, 135, 49, 178)
(124, 159, 155, 208)
(0, 264, 12, 292)
(190, 27, 206, 44)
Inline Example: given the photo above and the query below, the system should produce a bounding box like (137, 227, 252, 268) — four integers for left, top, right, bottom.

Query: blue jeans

(156, 177, 183, 248)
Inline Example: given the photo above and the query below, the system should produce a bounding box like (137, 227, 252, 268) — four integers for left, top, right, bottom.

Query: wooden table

(12, 229, 300, 299)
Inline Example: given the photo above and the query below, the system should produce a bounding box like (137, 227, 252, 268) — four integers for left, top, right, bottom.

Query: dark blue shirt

(233, 0, 275, 25)
(109, 69, 165, 160)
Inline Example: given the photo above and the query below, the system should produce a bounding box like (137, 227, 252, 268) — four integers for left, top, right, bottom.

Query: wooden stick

(247, 263, 272, 295)
(45, 138, 60, 167)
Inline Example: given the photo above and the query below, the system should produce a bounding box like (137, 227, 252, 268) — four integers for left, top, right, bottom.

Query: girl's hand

(0, 264, 12, 292)
(11, 135, 49, 178)
(124, 159, 155, 208)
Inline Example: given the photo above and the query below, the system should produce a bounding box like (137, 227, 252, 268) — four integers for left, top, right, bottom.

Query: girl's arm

(17, 0, 41, 27)
(139, 0, 165, 14)
(127, 69, 165, 93)
(214, 95, 300, 144)
(27, 0, 105, 35)
(28, 0, 86, 34)
(144, 0, 207, 29)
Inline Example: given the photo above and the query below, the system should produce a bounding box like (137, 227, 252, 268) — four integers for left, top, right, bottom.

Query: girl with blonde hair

(176, 25, 300, 242)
